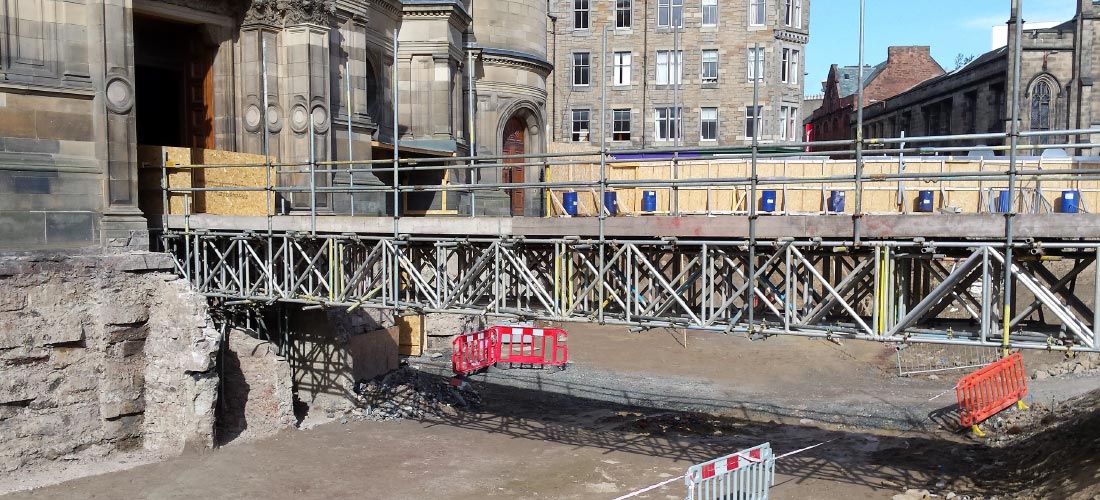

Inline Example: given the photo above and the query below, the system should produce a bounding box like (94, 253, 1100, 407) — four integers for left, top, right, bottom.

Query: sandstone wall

(288, 307, 398, 416)
(216, 329, 295, 444)
(0, 254, 220, 472)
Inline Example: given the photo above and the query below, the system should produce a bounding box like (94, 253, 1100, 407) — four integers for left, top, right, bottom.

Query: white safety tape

(610, 474, 685, 500)
(927, 387, 956, 402)
(774, 438, 837, 460)
(610, 438, 836, 500)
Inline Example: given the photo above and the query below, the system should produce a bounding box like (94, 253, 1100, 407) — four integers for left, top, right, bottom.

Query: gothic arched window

(1030, 81, 1052, 143)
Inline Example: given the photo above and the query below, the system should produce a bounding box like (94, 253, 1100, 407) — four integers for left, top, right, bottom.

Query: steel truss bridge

(163, 213, 1100, 352)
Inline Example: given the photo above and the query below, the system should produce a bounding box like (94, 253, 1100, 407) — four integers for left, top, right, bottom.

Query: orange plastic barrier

(956, 352, 1028, 429)
(451, 329, 498, 375)
(493, 326, 568, 369)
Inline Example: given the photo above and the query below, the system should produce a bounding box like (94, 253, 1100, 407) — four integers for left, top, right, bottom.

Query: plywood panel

(549, 158, 1100, 216)
(394, 314, 424, 357)
(192, 149, 275, 216)
(137, 145, 193, 216)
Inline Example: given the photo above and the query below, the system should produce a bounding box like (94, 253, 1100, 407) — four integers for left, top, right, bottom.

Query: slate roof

(836, 62, 885, 98)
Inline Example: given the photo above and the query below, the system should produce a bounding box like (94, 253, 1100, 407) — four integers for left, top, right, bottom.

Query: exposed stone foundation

(0, 253, 219, 472)
(217, 329, 295, 443)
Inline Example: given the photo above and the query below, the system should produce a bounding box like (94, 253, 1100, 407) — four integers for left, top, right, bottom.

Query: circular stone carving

(244, 104, 263, 131)
(290, 103, 309, 133)
(311, 105, 329, 133)
(266, 105, 283, 133)
(105, 76, 134, 114)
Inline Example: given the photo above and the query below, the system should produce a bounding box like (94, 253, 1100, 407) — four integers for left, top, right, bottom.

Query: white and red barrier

(685, 443, 775, 500)
(494, 326, 568, 368)
(451, 329, 498, 375)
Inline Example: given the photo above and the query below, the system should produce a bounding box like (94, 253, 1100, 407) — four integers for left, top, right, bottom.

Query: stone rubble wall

(0, 253, 220, 472)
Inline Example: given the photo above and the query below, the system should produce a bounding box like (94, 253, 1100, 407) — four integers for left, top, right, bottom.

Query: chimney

(887, 46, 931, 63)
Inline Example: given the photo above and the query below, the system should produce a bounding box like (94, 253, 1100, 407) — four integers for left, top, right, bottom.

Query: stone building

(0, 0, 553, 252)
(547, 0, 810, 149)
(805, 46, 945, 154)
(860, 1, 1100, 154)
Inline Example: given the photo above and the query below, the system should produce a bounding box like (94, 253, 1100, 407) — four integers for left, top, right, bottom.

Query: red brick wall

(863, 46, 945, 102)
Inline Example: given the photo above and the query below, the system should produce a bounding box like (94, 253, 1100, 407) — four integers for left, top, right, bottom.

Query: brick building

(548, 0, 810, 149)
(861, 1, 1100, 155)
(805, 46, 945, 153)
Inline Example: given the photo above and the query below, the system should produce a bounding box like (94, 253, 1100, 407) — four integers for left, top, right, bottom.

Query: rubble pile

(1031, 352, 1100, 380)
(601, 411, 744, 436)
(347, 367, 479, 422)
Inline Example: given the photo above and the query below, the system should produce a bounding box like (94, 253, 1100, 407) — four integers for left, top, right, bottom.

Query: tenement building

(0, 0, 553, 252)
(859, 1, 1100, 154)
(548, 0, 810, 149)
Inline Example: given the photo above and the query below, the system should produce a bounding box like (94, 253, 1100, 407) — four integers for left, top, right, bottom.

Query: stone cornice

(373, 0, 403, 21)
(775, 29, 809, 44)
(401, 2, 472, 27)
(334, 0, 369, 21)
(480, 48, 553, 75)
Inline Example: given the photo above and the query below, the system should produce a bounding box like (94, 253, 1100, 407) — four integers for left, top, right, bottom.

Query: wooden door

(502, 117, 525, 216)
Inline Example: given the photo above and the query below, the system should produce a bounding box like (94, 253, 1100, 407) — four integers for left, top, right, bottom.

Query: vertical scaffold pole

(598, 25, 609, 324)
(309, 100, 317, 237)
(853, 0, 866, 245)
(262, 38, 274, 295)
(748, 41, 760, 333)
(467, 44, 477, 217)
(346, 59, 355, 216)
(392, 29, 401, 310)
(1004, 0, 1024, 355)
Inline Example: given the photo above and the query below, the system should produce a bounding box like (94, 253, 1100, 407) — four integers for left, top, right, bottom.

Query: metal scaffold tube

(748, 42, 761, 334)
(392, 29, 401, 310)
(1003, 0, 1024, 355)
(853, 0, 866, 244)
(598, 25, 610, 324)
(467, 43, 477, 217)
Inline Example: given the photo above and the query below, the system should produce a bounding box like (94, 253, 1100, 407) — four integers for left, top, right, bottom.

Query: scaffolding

(159, 0, 1100, 352)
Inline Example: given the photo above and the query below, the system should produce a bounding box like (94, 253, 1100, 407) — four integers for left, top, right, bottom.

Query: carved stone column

(239, 0, 334, 213)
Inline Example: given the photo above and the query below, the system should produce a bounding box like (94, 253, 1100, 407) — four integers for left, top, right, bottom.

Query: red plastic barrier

(493, 326, 568, 368)
(452, 329, 498, 375)
(956, 352, 1028, 428)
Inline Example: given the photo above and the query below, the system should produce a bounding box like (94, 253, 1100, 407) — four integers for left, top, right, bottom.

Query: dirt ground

(4, 325, 1100, 500)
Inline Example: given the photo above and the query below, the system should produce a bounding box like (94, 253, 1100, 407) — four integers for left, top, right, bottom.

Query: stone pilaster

(239, 0, 335, 213)
(94, 0, 147, 249)
(282, 23, 333, 211)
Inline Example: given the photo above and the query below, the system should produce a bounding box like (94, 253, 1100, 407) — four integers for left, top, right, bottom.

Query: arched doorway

(502, 117, 526, 216)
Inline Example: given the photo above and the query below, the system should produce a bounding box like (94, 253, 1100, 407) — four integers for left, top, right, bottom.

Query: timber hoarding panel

(547, 158, 1099, 216)
(138, 146, 275, 216)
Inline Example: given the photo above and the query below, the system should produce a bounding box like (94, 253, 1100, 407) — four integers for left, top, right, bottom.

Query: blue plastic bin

(828, 191, 845, 212)
(642, 190, 658, 212)
(761, 190, 777, 212)
(1061, 190, 1080, 214)
(604, 191, 618, 215)
(562, 191, 578, 216)
(917, 191, 934, 212)
(996, 191, 1010, 213)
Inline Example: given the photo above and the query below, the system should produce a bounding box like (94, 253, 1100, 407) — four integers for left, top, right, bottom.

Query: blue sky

(805, 0, 1078, 96)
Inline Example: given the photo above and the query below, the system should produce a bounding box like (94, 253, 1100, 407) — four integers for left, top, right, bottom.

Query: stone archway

(496, 103, 544, 217)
